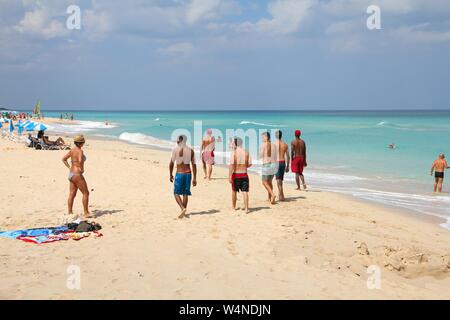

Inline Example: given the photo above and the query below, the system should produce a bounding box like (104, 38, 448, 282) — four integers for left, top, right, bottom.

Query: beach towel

(0, 226, 68, 240)
(0, 225, 102, 244)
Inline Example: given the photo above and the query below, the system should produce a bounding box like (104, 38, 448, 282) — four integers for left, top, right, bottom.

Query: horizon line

(8, 107, 450, 113)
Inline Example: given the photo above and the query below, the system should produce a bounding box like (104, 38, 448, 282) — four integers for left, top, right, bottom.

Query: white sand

(0, 135, 449, 299)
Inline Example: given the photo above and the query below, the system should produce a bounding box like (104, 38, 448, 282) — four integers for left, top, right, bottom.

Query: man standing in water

(274, 130, 290, 201)
(170, 135, 197, 219)
(430, 153, 449, 193)
(201, 128, 215, 180)
(229, 137, 252, 213)
(291, 129, 307, 190)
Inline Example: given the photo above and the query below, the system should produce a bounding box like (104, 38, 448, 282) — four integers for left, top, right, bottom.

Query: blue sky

(1, 0, 450, 110)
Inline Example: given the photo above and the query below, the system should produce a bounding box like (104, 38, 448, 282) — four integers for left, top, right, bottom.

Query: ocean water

(42, 110, 450, 228)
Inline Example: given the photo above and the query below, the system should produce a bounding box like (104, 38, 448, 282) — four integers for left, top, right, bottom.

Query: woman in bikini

(62, 135, 91, 219)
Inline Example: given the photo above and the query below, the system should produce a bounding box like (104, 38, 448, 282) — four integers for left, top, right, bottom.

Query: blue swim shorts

(174, 173, 192, 196)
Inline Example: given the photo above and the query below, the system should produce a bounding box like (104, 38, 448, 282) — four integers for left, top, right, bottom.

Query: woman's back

(70, 148, 85, 173)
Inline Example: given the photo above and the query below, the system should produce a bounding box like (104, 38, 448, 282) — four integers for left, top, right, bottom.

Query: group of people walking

(60, 130, 448, 221)
(168, 129, 307, 218)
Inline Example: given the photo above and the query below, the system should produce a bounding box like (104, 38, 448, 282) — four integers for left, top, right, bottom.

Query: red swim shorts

(291, 156, 305, 174)
(202, 151, 215, 165)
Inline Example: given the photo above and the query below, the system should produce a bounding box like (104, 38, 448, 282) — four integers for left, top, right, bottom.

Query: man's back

(291, 138, 305, 157)
(231, 147, 251, 173)
(275, 140, 288, 161)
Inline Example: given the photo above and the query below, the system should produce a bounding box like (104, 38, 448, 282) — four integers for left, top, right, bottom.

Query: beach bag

(75, 221, 102, 232)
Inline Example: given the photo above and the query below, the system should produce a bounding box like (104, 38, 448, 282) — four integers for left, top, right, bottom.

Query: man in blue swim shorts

(274, 130, 290, 201)
(169, 135, 197, 219)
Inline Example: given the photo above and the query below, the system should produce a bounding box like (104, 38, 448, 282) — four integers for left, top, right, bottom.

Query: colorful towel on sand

(0, 226, 102, 244)
(0, 226, 68, 239)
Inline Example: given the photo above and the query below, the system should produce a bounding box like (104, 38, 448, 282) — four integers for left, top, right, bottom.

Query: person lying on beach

(37, 130, 66, 146)
(260, 132, 277, 204)
(201, 128, 215, 180)
(291, 129, 307, 190)
(170, 135, 197, 219)
(62, 135, 91, 219)
(274, 130, 290, 201)
(430, 154, 450, 193)
(229, 137, 252, 213)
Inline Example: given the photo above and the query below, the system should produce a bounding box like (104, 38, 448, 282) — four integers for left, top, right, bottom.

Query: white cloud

(186, 0, 222, 24)
(15, 9, 68, 39)
(237, 0, 317, 35)
(159, 42, 195, 55)
(391, 23, 450, 43)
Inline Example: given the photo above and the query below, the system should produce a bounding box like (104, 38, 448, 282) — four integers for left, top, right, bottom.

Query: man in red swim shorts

(291, 129, 307, 190)
(201, 128, 215, 180)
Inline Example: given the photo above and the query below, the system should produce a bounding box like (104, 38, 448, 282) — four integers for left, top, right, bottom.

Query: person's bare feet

(270, 195, 277, 204)
(178, 208, 187, 219)
(303, 184, 307, 191)
(83, 212, 93, 219)
(245, 208, 250, 214)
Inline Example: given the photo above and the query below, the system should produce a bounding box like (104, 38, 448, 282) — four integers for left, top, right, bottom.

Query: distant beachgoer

(274, 130, 290, 201)
(388, 143, 396, 149)
(170, 135, 197, 219)
(260, 132, 277, 204)
(430, 153, 449, 193)
(229, 137, 252, 213)
(105, 120, 109, 126)
(70, 114, 74, 121)
(62, 135, 91, 219)
(291, 130, 307, 190)
(201, 128, 215, 180)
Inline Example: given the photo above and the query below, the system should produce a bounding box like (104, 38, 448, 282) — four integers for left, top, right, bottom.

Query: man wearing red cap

(291, 130, 307, 190)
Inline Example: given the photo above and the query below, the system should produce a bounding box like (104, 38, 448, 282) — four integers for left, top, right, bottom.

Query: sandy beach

(1, 130, 449, 300)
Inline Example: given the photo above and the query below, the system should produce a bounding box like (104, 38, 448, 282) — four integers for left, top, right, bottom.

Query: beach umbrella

(18, 120, 31, 128)
(9, 119, 14, 133)
(33, 123, 47, 131)
(26, 122, 38, 132)
(0, 122, 2, 128)
(18, 125, 24, 135)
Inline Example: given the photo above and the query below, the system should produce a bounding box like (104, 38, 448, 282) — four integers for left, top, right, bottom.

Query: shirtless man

(201, 128, 215, 180)
(260, 132, 277, 204)
(291, 129, 307, 190)
(274, 130, 290, 201)
(430, 153, 449, 193)
(169, 135, 197, 219)
(229, 137, 252, 213)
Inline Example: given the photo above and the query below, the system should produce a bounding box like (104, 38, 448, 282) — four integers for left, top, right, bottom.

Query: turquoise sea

(42, 110, 450, 228)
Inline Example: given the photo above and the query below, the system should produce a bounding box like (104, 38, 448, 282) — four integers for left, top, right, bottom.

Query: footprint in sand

(227, 240, 239, 256)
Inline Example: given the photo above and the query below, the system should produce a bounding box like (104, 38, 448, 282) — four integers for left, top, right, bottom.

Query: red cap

(295, 130, 301, 137)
